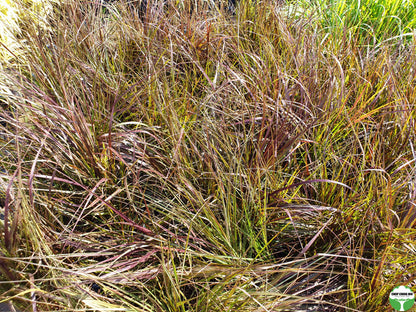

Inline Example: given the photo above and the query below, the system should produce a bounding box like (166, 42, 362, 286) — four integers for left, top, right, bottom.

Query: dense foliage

(1, 0, 416, 311)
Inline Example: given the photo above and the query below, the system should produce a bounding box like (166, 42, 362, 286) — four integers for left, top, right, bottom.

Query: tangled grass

(1, 0, 416, 311)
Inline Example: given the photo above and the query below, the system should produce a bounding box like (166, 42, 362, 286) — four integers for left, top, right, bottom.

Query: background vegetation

(1, 0, 416, 311)
(291, 0, 416, 43)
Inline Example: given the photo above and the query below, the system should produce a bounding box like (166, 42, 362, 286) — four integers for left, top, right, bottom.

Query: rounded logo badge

(389, 286, 415, 311)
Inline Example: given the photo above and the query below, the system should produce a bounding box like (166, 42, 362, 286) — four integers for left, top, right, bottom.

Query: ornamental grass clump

(0, 0, 416, 311)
